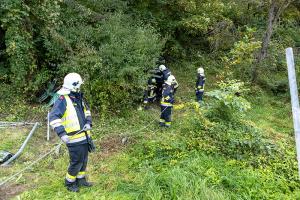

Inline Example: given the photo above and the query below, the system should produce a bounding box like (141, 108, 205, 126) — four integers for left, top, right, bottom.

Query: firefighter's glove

(83, 124, 91, 131)
(61, 135, 70, 143)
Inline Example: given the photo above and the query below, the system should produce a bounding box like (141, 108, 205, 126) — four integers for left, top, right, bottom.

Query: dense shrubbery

(57, 13, 163, 112)
(0, 0, 163, 113)
(206, 80, 251, 121)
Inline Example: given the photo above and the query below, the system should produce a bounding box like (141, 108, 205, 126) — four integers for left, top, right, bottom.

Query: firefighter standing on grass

(49, 73, 93, 192)
(160, 75, 177, 127)
(195, 67, 206, 104)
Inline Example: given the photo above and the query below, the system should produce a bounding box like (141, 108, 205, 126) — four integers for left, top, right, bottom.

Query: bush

(0, 1, 164, 113)
(206, 79, 251, 122)
(58, 13, 163, 113)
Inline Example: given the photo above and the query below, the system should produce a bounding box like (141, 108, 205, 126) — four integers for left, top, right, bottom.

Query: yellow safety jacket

(61, 95, 91, 144)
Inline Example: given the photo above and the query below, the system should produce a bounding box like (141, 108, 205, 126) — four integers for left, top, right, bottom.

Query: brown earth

(97, 134, 132, 159)
(0, 184, 27, 200)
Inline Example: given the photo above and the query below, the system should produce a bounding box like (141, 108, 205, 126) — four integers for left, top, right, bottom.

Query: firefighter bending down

(143, 78, 158, 109)
(143, 64, 172, 108)
(49, 73, 93, 192)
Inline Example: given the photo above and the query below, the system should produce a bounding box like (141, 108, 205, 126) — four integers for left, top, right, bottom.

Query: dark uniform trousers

(67, 143, 89, 183)
(196, 91, 204, 102)
(195, 75, 205, 103)
(160, 106, 172, 127)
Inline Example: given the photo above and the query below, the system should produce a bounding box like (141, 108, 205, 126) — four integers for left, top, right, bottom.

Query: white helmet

(166, 75, 176, 85)
(197, 67, 204, 75)
(58, 73, 83, 95)
(159, 65, 167, 71)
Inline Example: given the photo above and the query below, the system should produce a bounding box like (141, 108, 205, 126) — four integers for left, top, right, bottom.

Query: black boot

(65, 180, 79, 192)
(77, 177, 93, 187)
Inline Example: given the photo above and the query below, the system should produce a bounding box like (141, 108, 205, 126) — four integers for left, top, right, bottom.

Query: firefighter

(160, 75, 177, 127)
(147, 66, 162, 100)
(143, 78, 157, 109)
(143, 61, 171, 105)
(49, 73, 93, 192)
(171, 75, 179, 95)
(195, 67, 206, 104)
(159, 64, 171, 82)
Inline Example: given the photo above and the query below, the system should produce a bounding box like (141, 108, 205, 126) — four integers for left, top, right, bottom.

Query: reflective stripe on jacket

(49, 92, 92, 146)
(161, 84, 174, 107)
(196, 75, 205, 92)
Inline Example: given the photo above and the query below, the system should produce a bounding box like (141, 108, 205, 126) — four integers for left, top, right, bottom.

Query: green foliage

(1, 1, 300, 199)
(1, 1, 33, 91)
(206, 80, 251, 121)
(179, 1, 227, 34)
(58, 12, 163, 113)
(222, 27, 261, 80)
(125, 99, 299, 199)
(0, 0, 61, 95)
(0, 84, 47, 121)
(253, 16, 298, 93)
(0, 0, 163, 112)
(1, 0, 300, 108)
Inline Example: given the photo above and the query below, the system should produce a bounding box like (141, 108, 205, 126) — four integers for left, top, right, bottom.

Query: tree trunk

(260, 1, 276, 60)
(0, 27, 6, 66)
(0, 27, 5, 51)
(251, 0, 293, 83)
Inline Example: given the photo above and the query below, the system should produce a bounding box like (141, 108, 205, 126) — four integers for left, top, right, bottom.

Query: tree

(252, 0, 295, 82)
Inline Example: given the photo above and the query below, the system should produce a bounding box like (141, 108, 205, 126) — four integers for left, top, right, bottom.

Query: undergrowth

(1, 77, 299, 200)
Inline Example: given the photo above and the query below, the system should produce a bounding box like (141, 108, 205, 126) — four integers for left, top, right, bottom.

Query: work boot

(159, 122, 165, 127)
(77, 177, 93, 187)
(65, 182, 79, 192)
(199, 101, 204, 107)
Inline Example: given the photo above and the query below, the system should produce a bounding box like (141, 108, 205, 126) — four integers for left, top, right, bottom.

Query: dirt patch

(97, 135, 133, 159)
(0, 184, 27, 200)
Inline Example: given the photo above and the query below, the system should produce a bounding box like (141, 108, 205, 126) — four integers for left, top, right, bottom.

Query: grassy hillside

(1, 63, 300, 200)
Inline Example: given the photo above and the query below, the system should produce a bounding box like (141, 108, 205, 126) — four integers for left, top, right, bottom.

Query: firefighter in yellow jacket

(49, 73, 93, 192)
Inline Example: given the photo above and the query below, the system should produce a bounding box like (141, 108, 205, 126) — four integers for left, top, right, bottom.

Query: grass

(247, 91, 293, 136)
(0, 67, 300, 199)
(0, 127, 31, 151)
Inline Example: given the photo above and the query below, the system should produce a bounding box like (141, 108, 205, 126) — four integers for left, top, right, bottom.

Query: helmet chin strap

(71, 88, 81, 93)
(71, 82, 82, 93)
